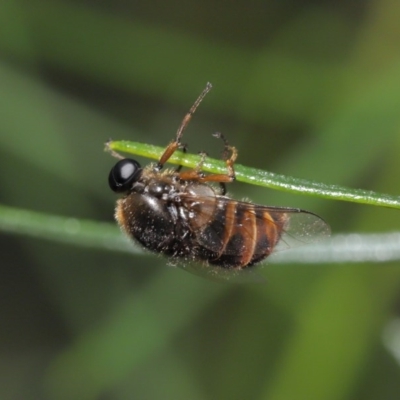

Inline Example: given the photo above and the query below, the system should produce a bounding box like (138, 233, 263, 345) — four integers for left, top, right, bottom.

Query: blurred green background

(2, 0, 400, 399)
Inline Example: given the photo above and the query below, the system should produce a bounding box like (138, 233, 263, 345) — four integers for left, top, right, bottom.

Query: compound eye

(108, 159, 142, 193)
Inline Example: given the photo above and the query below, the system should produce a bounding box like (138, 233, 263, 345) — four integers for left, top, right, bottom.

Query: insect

(107, 83, 330, 280)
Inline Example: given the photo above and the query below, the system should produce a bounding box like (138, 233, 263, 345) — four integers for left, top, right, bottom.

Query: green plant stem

(108, 140, 400, 209)
(0, 204, 137, 254)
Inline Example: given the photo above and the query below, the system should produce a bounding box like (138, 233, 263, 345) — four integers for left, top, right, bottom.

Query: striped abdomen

(192, 198, 288, 269)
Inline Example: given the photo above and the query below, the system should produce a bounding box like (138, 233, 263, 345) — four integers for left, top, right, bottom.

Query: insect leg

(212, 132, 237, 181)
(178, 134, 238, 187)
(197, 142, 237, 183)
(212, 132, 237, 194)
(218, 183, 227, 195)
(105, 139, 125, 160)
(174, 143, 187, 173)
(157, 83, 213, 170)
(177, 151, 208, 180)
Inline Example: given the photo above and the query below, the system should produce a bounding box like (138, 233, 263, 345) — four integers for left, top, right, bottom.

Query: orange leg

(178, 135, 238, 191)
(157, 83, 212, 169)
(212, 132, 237, 181)
(177, 152, 208, 181)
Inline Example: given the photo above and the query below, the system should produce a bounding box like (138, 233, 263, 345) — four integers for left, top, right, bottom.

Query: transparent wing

(181, 194, 331, 258)
(177, 260, 266, 284)
(272, 207, 331, 252)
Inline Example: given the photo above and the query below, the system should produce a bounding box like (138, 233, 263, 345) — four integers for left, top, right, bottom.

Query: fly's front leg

(105, 139, 125, 160)
(157, 83, 213, 170)
(174, 143, 188, 173)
